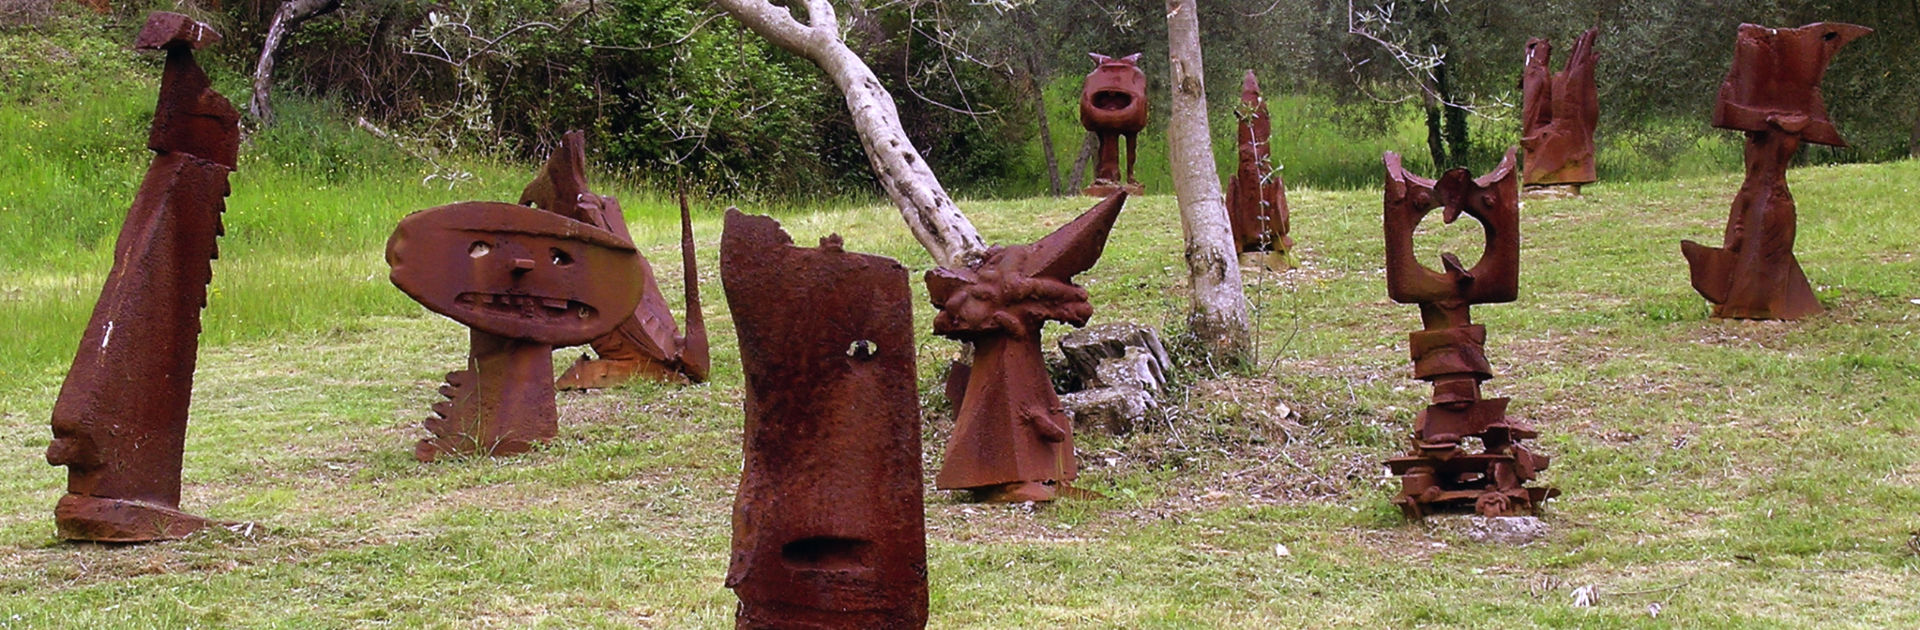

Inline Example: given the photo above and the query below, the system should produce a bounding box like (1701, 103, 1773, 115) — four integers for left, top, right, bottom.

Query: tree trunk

(715, 0, 988, 268)
(1164, 0, 1250, 361)
(1437, 50, 1470, 167)
(1068, 131, 1096, 192)
(248, 0, 342, 128)
(1028, 64, 1064, 197)
(1910, 103, 1919, 158)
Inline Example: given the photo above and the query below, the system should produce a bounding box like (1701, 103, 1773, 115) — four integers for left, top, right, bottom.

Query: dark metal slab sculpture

(521, 132, 710, 389)
(929, 193, 1126, 503)
(1080, 53, 1148, 197)
(1682, 22, 1869, 320)
(1226, 70, 1294, 268)
(720, 210, 928, 630)
(45, 12, 237, 543)
(1520, 28, 1599, 191)
(1380, 149, 1557, 519)
(387, 202, 644, 461)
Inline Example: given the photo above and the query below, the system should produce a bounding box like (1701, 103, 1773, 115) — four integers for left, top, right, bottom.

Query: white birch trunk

(1164, 0, 1251, 359)
(713, 0, 988, 268)
(248, 0, 342, 128)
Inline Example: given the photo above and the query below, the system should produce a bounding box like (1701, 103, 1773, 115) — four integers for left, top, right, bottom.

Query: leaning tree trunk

(248, 0, 342, 128)
(714, 0, 987, 268)
(1067, 131, 1096, 191)
(1030, 67, 1064, 197)
(1164, 0, 1251, 360)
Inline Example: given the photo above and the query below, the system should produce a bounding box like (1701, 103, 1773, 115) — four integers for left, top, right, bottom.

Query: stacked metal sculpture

(1381, 149, 1557, 519)
(386, 148, 648, 460)
(1226, 70, 1294, 269)
(523, 132, 711, 390)
(1079, 53, 1149, 196)
(45, 13, 238, 543)
(1519, 28, 1600, 194)
(930, 194, 1125, 503)
(1682, 22, 1870, 320)
(720, 210, 928, 629)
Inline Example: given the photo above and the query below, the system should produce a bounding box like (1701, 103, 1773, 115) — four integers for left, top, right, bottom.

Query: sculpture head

(1713, 22, 1871, 146)
(928, 194, 1125, 340)
(387, 201, 645, 346)
(1382, 149, 1521, 307)
(1081, 53, 1149, 134)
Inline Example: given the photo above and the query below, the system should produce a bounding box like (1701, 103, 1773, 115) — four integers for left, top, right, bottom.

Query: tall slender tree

(1165, 0, 1250, 360)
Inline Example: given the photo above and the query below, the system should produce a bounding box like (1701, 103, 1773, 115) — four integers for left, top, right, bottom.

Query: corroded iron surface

(387, 201, 644, 460)
(45, 12, 238, 543)
(929, 193, 1126, 502)
(522, 132, 710, 389)
(1520, 28, 1599, 188)
(1683, 23, 1869, 320)
(1079, 53, 1148, 196)
(1226, 70, 1293, 264)
(1380, 149, 1557, 519)
(720, 210, 928, 630)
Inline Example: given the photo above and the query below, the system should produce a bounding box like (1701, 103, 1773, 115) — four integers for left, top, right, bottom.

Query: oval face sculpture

(386, 201, 645, 346)
(1080, 57, 1149, 133)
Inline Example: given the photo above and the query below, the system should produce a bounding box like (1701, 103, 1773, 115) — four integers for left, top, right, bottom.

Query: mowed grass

(2, 127, 1917, 627)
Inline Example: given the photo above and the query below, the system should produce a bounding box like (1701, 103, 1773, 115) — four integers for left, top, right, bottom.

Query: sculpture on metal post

(45, 12, 238, 543)
(522, 132, 711, 389)
(929, 193, 1126, 503)
(1226, 70, 1294, 270)
(1519, 27, 1599, 196)
(1080, 53, 1148, 197)
(1681, 22, 1870, 321)
(387, 203, 645, 461)
(721, 210, 928, 629)
(1380, 149, 1557, 519)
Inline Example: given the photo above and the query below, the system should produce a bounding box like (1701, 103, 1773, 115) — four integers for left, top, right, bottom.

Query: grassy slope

(2, 134, 1918, 627)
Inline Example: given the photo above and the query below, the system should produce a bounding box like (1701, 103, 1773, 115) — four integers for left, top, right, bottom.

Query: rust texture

(1079, 53, 1148, 196)
(387, 202, 644, 461)
(720, 210, 927, 630)
(1520, 28, 1600, 189)
(45, 12, 237, 543)
(929, 193, 1126, 502)
(521, 132, 710, 389)
(1380, 149, 1558, 519)
(1683, 22, 1869, 320)
(1226, 70, 1294, 263)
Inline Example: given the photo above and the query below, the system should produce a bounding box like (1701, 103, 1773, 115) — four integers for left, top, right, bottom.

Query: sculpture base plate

(1083, 182, 1144, 197)
(1239, 249, 1297, 272)
(554, 354, 688, 390)
(54, 493, 212, 543)
(1520, 184, 1582, 200)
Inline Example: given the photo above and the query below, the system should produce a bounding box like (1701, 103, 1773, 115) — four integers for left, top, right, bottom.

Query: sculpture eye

(468, 241, 491, 258)
(550, 248, 573, 266)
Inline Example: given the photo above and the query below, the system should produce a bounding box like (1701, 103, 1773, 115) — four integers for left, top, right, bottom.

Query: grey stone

(1461, 515, 1550, 545)
(1060, 386, 1156, 435)
(1059, 322, 1169, 393)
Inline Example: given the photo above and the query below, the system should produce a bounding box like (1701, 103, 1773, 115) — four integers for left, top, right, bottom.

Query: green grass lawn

(1, 139, 1916, 627)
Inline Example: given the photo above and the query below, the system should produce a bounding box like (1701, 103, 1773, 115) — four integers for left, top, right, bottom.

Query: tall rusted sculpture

(387, 203, 645, 461)
(930, 193, 1125, 503)
(522, 132, 710, 389)
(1682, 22, 1870, 320)
(45, 13, 238, 543)
(720, 210, 927, 629)
(1080, 53, 1148, 197)
(1519, 27, 1599, 195)
(1226, 70, 1294, 269)
(1380, 149, 1557, 519)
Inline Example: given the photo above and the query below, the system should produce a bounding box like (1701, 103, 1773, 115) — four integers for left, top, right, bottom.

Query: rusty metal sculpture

(1380, 149, 1557, 519)
(929, 193, 1126, 503)
(1519, 28, 1600, 193)
(720, 210, 928, 629)
(1080, 53, 1149, 197)
(387, 202, 645, 461)
(522, 132, 711, 389)
(45, 12, 237, 543)
(1226, 70, 1294, 269)
(1682, 22, 1870, 320)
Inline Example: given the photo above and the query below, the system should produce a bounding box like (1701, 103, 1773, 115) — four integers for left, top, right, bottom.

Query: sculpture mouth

(455, 292, 596, 321)
(1091, 90, 1135, 111)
